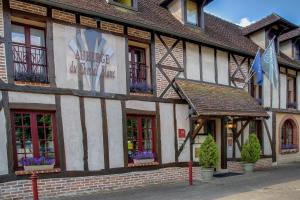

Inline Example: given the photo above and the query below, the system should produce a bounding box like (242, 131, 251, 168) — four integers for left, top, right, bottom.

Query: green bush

(199, 135, 219, 168)
(241, 134, 261, 163)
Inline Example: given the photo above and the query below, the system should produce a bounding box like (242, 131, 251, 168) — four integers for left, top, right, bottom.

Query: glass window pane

(114, 0, 132, 7)
(187, 0, 198, 25)
(30, 28, 45, 47)
(12, 25, 25, 44)
(14, 113, 22, 126)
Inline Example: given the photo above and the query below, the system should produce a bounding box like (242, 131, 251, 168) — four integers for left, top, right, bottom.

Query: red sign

(178, 129, 186, 138)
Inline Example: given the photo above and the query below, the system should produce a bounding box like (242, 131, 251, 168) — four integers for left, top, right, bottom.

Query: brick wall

(155, 35, 183, 98)
(128, 27, 151, 40)
(100, 21, 124, 34)
(52, 9, 76, 24)
(10, 0, 47, 16)
(0, 167, 199, 200)
(80, 16, 97, 28)
(0, 1, 6, 83)
(228, 158, 273, 173)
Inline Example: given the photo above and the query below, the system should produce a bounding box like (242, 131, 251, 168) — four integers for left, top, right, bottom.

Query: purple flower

(19, 157, 55, 166)
(133, 151, 155, 160)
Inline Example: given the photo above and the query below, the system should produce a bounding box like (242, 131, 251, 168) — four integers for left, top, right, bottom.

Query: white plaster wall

(249, 30, 266, 49)
(217, 50, 229, 85)
(280, 40, 293, 59)
(103, 34, 127, 95)
(202, 46, 215, 83)
(53, 23, 78, 89)
(175, 104, 190, 162)
(272, 84, 279, 109)
(61, 96, 84, 171)
(280, 74, 287, 109)
(264, 112, 272, 155)
(53, 23, 127, 94)
(84, 98, 104, 171)
(263, 75, 271, 107)
(0, 109, 8, 175)
(160, 103, 175, 164)
(125, 100, 155, 111)
(106, 100, 124, 168)
(9, 92, 55, 104)
(186, 42, 200, 81)
(167, 0, 183, 23)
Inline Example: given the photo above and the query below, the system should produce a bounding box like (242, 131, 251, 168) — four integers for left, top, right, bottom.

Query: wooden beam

(272, 112, 277, 162)
(221, 117, 227, 169)
(177, 118, 206, 157)
(235, 120, 250, 139)
(192, 119, 206, 140)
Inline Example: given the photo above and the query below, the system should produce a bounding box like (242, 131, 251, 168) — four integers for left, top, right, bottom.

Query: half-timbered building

(0, 0, 300, 199)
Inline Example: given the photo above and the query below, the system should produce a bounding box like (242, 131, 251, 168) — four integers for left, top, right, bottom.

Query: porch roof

(175, 79, 269, 118)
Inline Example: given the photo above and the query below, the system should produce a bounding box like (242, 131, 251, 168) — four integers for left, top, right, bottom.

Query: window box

(133, 158, 155, 165)
(281, 144, 297, 150)
(24, 164, 54, 172)
(287, 102, 297, 109)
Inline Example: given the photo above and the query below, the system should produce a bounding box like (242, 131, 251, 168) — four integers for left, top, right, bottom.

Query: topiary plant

(241, 134, 261, 163)
(199, 135, 219, 169)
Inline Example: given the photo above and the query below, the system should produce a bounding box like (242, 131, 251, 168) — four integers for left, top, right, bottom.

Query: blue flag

(252, 50, 263, 85)
(261, 38, 279, 88)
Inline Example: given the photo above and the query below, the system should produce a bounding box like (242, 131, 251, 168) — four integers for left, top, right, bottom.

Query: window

(108, 0, 138, 10)
(268, 29, 279, 53)
(113, 0, 132, 7)
(250, 75, 262, 105)
(295, 40, 300, 60)
(287, 75, 297, 109)
(128, 44, 152, 93)
(186, 0, 199, 25)
(127, 115, 156, 164)
(12, 111, 58, 170)
(12, 24, 48, 83)
(281, 120, 296, 150)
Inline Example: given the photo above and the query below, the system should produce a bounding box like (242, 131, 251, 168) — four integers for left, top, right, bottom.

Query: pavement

(54, 163, 300, 200)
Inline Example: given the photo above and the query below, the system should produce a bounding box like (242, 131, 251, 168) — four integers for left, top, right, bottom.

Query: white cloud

(238, 17, 255, 27)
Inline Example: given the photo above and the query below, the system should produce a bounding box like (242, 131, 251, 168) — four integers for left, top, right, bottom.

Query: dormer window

(294, 40, 300, 60)
(114, 0, 132, 7)
(267, 28, 279, 54)
(107, 0, 138, 10)
(186, 0, 199, 26)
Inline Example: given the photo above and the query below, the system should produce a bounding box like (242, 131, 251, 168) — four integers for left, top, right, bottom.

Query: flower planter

(133, 158, 155, 165)
(243, 163, 254, 173)
(24, 164, 54, 172)
(199, 168, 214, 181)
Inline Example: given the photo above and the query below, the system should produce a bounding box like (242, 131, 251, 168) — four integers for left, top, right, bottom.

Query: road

(53, 163, 300, 200)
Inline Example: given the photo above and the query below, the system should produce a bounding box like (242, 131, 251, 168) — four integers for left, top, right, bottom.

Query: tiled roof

(33, 0, 300, 69)
(175, 79, 268, 117)
(242, 13, 297, 36)
(279, 27, 300, 42)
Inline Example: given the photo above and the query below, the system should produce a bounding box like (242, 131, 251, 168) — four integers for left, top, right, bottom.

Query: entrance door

(193, 120, 216, 161)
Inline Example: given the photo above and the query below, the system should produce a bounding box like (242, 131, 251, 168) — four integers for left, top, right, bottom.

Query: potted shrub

(20, 157, 55, 171)
(241, 134, 261, 173)
(133, 151, 155, 164)
(199, 135, 219, 181)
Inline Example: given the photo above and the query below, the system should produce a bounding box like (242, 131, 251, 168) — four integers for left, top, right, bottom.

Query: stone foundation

(0, 167, 201, 200)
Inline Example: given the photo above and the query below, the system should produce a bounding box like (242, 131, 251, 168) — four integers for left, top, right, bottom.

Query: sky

(205, 0, 300, 27)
